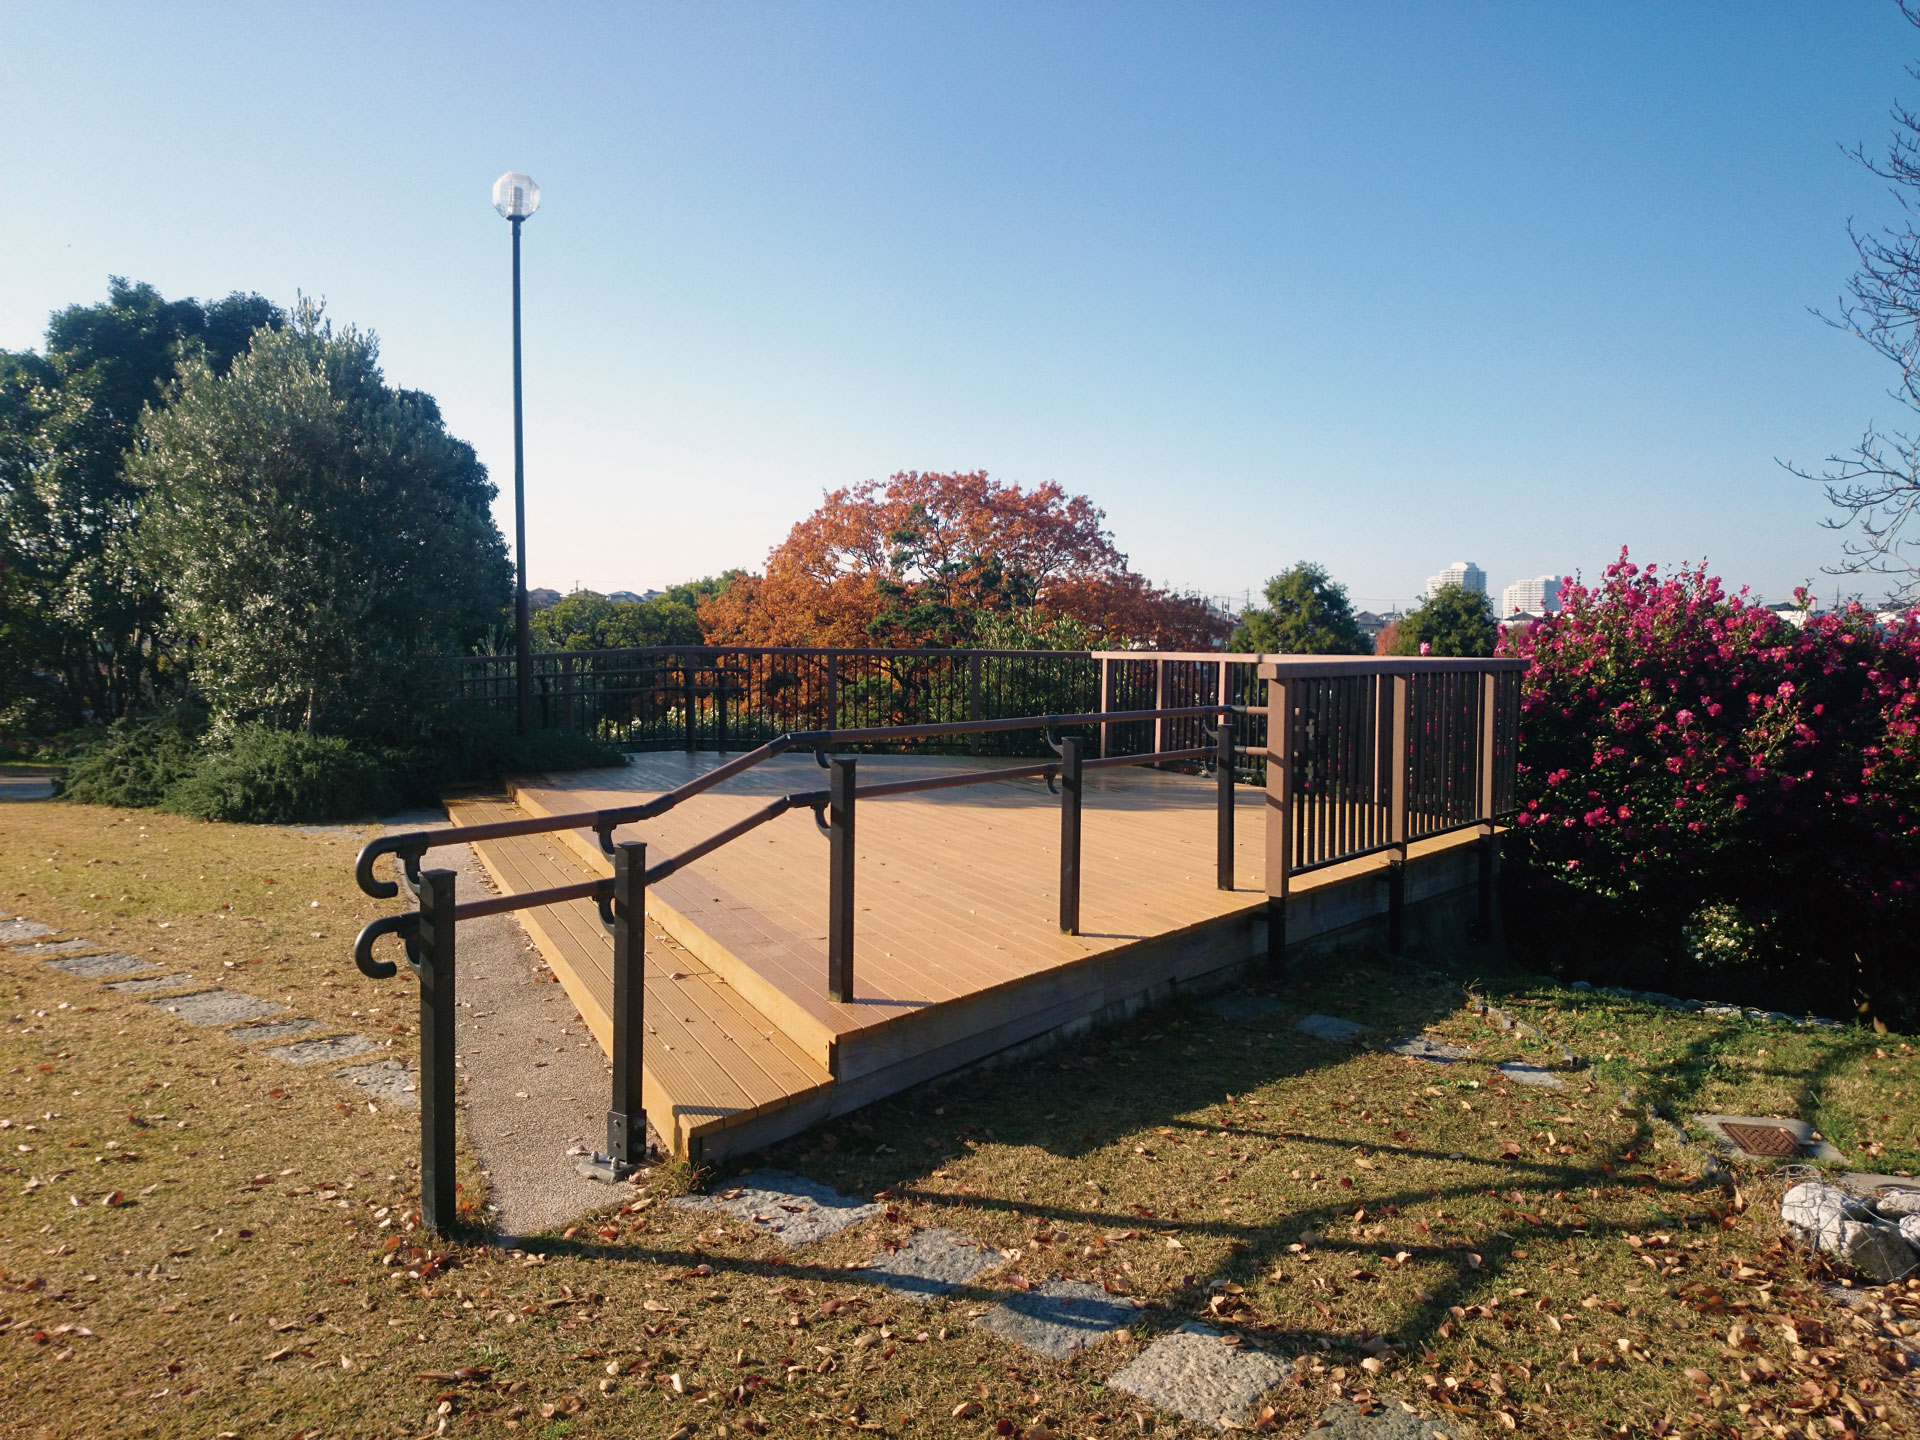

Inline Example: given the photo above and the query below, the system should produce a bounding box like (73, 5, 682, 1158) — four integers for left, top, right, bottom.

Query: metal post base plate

(575, 1153, 641, 1183)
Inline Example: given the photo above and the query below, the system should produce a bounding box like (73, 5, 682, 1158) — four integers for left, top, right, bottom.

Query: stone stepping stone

(45, 951, 154, 980)
(974, 1280, 1134, 1359)
(265, 1033, 379, 1066)
(1295, 1013, 1367, 1043)
(1200, 993, 1284, 1022)
(675, 1169, 880, 1247)
(0, 918, 55, 943)
(1310, 1400, 1453, 1439)
(857, 1227, 1002, 1298)
(337, 1059, 420, 1110)
(16, 938, 102, 956)
(1108, 1323, 1291, 1429)
(1387, 1034, 1471, 1062)
(1695, 1113, 1845, 1163)
(106, 972, 197, 994)
(1495, 1062, 1566, 1089)
(149, 989, 287, 1026)
(229, 1017, 327, 1045)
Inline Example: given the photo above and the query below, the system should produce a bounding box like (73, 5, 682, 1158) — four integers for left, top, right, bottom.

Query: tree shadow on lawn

(488, 951, 1731, 1372)
(1482, 975, 1894, 1167)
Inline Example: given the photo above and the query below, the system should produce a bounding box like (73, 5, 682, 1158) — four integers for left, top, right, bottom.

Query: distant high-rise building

(1425, 561, 1486, 599)
(1500, 575, 1564, 617)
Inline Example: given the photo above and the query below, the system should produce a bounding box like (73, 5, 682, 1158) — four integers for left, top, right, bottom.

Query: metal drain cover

(1719, 1121, 1804, 1157)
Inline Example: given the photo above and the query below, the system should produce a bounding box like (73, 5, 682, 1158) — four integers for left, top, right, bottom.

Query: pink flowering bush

(1499, 550, 1920, 1027)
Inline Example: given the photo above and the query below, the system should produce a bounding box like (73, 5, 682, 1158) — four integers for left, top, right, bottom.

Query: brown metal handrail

(355, 704, 1229, 896)
(349, 703, 1238, 1231)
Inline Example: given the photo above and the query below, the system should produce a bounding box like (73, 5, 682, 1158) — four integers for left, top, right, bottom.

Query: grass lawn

(2, 800, 1917, 1439)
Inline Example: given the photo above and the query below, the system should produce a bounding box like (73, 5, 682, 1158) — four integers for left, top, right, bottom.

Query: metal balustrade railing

(1255, 656, 1526, 952)
(350, 704, 1235, 1231)
(375, 651, 1524, 1231)
(450, 647, 1101, 755)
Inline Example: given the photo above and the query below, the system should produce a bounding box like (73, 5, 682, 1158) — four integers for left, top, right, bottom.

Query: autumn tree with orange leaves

(697, 471, 1226, 650)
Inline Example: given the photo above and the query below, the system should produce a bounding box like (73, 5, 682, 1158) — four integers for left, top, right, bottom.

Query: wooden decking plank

(510, 757, 1275, 1059)
(445, 798, 832, 1152)
(502, 756, 1482, 1116)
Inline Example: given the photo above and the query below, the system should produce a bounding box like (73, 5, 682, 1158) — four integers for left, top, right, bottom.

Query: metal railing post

(968, 653, 984, 756)
(1098, 656, 1114, 758)
(1216, 707, 1235, 891)
(416, 868, 458, 1235)
(1154, 658, 1170, 759)
(1059, 737, 1083, 934)
(1473, 669, 1499, 942)
(606, 840, 648, 1168)
(1387, 672, 1410, 954)
(827, 757, 856, 1002)
(825, 652, 841, 732)
(559, 654, 574, 733)
(683, 656, 696, 752)
(1263, 668, 1293, 972)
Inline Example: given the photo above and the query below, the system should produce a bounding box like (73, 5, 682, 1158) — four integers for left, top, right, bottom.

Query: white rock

(1781, 1182, 1870, 1248)
(1871, 1190, 1920, 1220)
(1901, 1214, 1920, 1253)
(1834, 1220, 1918, 1286)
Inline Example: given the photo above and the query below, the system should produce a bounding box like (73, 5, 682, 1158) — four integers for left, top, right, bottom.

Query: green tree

(131, 301, 509, 736)
(1229, 561, 1371, 654)
(1388, 582, 1498, 657)
(661, 572, 746, 614)
(0, 279, 282, 730)
(531, 590, 703, 650)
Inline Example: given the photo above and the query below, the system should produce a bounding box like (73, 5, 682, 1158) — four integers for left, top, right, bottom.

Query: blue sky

(2, 3, 1914, 609)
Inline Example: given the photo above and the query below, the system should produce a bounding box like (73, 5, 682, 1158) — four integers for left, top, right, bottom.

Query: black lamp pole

(510, 213, 532, 735)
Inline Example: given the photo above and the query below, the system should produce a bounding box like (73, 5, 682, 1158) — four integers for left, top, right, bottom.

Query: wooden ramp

(447, 798, 832, 1158)
(448, 756, 1484, 1161)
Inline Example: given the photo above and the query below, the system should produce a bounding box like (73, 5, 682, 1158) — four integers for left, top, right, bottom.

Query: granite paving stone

(973, 1280, 1134, 1359)
(149, 989, 287, 1026)
(1200, 993, 1284, 1022)
(858, 1227, 1002, 1298)
(1309, 1401, 1454, 1439)
(0, 918, 55, 943)
(228, 1017, 327, 1045)
(1495, 1062, 1567, 1089)
(105, 973, 197, 994)
(675, 1169, 881, 1247)
(15, 938, 102, 956)
(1295, 1013, 1368, 1043)
(1387, 1034, 1471, 1062)
(1108, 1323, 1291, 1429)
(336, 1059, 419, 1110)
(44, 952, 154, 979)
(264, 1034, 379, 1066)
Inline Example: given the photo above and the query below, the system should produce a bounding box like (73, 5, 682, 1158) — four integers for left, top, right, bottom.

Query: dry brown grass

(2, 800, 1915, 1439)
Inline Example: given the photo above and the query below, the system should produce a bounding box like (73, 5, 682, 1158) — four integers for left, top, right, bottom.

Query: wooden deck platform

(446, 753, 1483, 1160)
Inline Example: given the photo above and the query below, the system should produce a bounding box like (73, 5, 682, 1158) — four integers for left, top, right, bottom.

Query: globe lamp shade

(492, 172, 540, 221)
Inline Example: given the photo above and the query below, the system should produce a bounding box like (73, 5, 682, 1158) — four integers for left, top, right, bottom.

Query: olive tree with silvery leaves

(131, 300, 509, 737)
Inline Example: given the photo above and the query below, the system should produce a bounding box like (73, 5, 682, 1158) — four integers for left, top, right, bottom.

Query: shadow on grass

(459, 950, 1740, 1370)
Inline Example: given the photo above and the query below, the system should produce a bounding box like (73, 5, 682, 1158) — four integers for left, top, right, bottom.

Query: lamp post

(492, 171, 541, 734)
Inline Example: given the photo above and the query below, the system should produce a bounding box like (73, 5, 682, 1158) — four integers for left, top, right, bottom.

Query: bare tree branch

(1787, 0, 1920, 602)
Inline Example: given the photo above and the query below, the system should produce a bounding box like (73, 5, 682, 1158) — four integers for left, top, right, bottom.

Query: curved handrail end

(354, 913, 417, 980)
